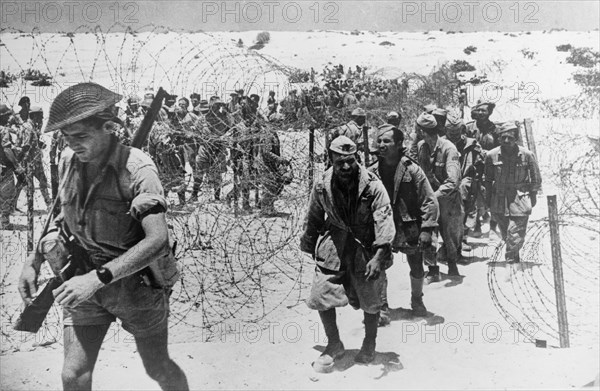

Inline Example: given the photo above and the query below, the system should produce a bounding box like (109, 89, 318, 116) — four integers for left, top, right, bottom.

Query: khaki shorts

(307, 266, 384, 314)
(63, 274, 169, 338)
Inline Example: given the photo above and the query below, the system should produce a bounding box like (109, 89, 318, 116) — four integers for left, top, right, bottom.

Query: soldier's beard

(334, 167, 359, 188)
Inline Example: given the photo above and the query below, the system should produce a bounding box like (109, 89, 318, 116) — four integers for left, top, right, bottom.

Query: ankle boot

(426, 265, 441, 283)
(447, 261, 460, 276)
(355, 312, 377, 364)
(410, 275, 427, 317)
(313, 309, 345, 373)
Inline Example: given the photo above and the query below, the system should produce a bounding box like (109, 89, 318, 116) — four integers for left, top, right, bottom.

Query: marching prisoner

(466, 101, 499, 150)
(195, 101, 229, 201)
(18, 83, 188, 390)
(256, 124, 291, 217)
(416, 113, 463, 278)
(1, 104, 24, 230)
(466, 101, 499, 235)
(444, 115, 485, 253)
(369, 124, 438, 321)
(14, 106, 52, 208)
(300, 136, 395, 371)
(484, 122, 542, 263)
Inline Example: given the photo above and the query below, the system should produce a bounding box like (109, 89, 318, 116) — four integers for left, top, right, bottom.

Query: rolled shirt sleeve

(127, 149, 168, 221)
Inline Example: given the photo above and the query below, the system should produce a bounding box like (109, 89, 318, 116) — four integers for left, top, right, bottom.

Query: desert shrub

(463, 45, 477, 55)
(450, 60, 476, 73)
(566, 47, 600, 68)
(521, 48, 537, 59)
(288, 69, 310, 83)
(21, 68, 52, 81)
(248, 43, 264, 51)
(573, 68, 600, 92)
(0, 70, 18, 88)
(256, 31, 270, 45)
(31, 76, 52, 86)
(556, 44, 572, 52)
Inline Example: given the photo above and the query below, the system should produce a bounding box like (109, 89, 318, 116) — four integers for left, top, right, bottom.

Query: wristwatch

(96, 266, 113, 285)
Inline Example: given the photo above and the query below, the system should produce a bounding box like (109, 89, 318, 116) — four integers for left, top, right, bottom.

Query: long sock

(319, 309, 340, 343)
(363, 312, 378, 342)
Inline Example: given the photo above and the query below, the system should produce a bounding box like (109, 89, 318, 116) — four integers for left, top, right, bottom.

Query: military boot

(410, 275, 428, 317)
(447, 261, 460, 276)
(426, 265, 441, 283)
(355, 312, 378, 364)
(313, 309, 345, 373)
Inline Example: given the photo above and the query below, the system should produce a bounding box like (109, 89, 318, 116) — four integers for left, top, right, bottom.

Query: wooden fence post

(547, 195, 570, 348)
(362, 126, 370, 166)
(26, 176, 34, 252)
(523, 118, 538, 159)
(308, 128, 314, 192)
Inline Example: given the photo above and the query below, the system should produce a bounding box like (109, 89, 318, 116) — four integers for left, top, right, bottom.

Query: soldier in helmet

(1, 103, 24, 229)
(301, 136, 395, 371)
(18, 83, 188, 390)
(484, 122, 541, 263)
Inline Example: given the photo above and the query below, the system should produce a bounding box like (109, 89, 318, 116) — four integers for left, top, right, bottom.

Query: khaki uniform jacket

(466, 120, 499, 150)
(369, 157, 438, 253)
(417, 137, 462, 200)
(484, 145, 542, 216)
(300, 166, 395, 272)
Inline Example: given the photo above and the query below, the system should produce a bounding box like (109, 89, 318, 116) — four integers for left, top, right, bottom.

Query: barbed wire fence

(487, 119, 599, 348)
(0, 24, 322, 350)
(1, 24, 598, 352)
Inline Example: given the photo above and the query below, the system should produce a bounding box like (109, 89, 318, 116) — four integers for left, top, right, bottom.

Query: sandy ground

(1, 217, 599, 390)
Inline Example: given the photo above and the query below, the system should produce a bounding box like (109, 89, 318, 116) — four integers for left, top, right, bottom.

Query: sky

(1, 0, 599, 33)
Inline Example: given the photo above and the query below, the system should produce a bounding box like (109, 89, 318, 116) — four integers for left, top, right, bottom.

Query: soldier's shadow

(459, 254, 489, 264)
(441, 273, 466, 287)
(387, 307, 445, 326)
(312, 345, 403, 377)
(488, 260, 543, 271)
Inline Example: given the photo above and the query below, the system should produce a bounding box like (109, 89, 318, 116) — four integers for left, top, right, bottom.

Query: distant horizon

(1, 1, 599, 33)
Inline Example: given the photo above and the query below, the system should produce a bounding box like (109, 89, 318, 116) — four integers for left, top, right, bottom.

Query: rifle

(14, 88, 167, 333)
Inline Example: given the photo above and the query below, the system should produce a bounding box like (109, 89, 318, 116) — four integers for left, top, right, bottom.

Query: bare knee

(62, 363, 93, 391)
